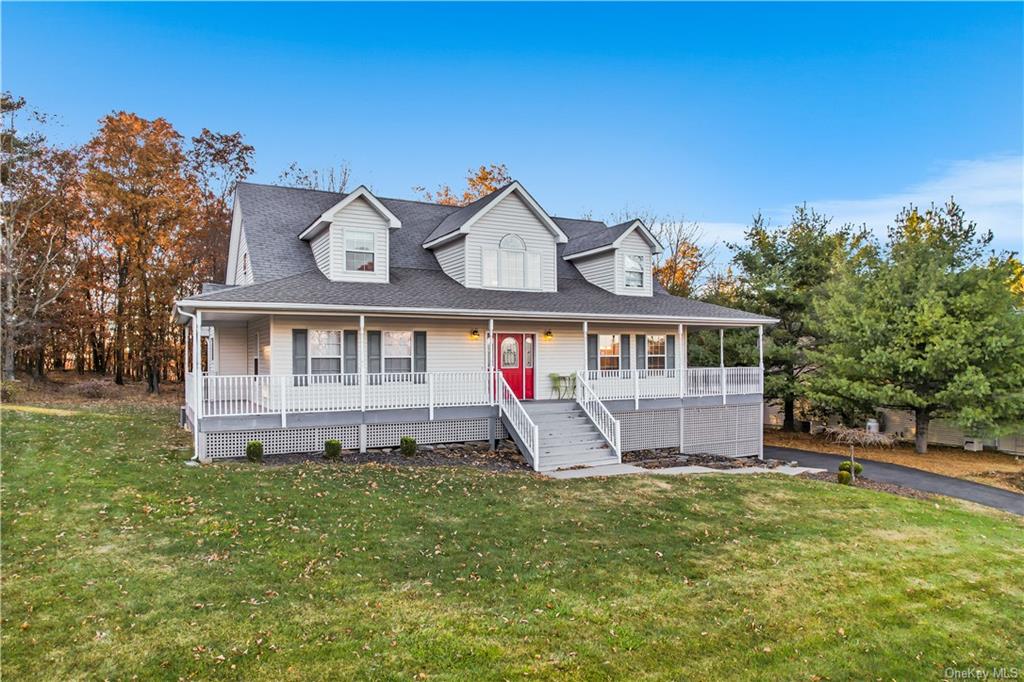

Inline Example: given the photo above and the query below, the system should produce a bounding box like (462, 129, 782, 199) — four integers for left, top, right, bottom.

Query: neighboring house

(175, 180, 776, 471)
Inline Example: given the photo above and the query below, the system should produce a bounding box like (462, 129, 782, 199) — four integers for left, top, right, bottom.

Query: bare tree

(277, 161, 351, 193)
(1, 94, 82, 381)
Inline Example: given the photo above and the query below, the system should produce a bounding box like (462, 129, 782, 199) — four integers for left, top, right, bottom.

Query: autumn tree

(1, 94, 84, 381)
(809, 201, 1024, 453)
(728, 206, 865, 430)
(416, 163, 512, 206)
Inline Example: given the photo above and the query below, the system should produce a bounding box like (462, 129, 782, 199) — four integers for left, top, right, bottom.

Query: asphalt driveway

(766, 446, 1024, 516)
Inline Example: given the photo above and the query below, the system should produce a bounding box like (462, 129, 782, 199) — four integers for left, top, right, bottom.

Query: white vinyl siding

(235, 229, 254, 285)
(246, 316, 271, 374)
(464, 193, 557, 292)
(434, 238, 466, 284)
(311, 228, 332, 278)
(213, 324, 247, 375)
(573, 251, 617, 293)
(615, 230, 654, 297)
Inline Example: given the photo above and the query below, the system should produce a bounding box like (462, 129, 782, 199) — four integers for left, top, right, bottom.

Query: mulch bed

(248, 439, 530, 472)
(799, 470, 934, 501)
(623, 448, 788, 470)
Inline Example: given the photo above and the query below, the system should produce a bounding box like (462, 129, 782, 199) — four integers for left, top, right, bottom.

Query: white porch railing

(496, 373, 540, 470)
(582, 367, 762, 401)
(196, 371, 494, 419)
(575, 371, 621, 461)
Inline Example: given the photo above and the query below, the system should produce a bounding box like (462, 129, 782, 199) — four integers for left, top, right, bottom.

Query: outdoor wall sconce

(543, 330, 554, 340)
(469, 329, 480, 340)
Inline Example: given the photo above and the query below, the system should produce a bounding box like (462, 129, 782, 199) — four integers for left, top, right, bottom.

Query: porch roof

(178, 266, 776, 325)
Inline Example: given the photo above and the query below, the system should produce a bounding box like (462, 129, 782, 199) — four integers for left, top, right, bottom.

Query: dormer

(299, 186, 401, 283)
(564, 220, 662, 297)
(423, 182, 567, 292)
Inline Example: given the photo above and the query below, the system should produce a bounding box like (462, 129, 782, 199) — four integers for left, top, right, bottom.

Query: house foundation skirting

(615, 402, 763, 458)
(201, 417, 508, 461)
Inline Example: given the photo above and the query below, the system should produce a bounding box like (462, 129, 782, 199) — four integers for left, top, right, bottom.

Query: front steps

(521, 401, 617, 472)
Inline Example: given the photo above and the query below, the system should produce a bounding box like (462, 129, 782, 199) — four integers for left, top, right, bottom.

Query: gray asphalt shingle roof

(187, 182, 772, 323)
(562, 220, 652, 257)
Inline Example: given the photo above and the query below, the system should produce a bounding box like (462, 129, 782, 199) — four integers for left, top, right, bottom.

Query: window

(345, 229, 375, 272)
(500, 337, 519, 368)
(598, 334, 620, 371)
(310, 330, 343, 374)
(646, 335, 666, 370)
(383, 331, 413, 373)
(624, 254, 644, 288)
(482, 234, 542, 290)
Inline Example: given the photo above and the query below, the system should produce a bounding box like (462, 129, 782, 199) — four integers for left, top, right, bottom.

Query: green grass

(2, 404, 1022, 680)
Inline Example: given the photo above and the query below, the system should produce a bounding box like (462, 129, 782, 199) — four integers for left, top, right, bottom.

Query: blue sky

(4, 2, 1022, 258)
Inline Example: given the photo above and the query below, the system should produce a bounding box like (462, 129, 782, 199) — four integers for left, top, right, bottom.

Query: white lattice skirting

(204, 418, 503, 459)
(615, 403, 762, 457)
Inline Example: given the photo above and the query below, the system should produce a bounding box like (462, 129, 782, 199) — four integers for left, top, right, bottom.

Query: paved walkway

(766, 446, 1024, 516)
(546, 462, 824, 480)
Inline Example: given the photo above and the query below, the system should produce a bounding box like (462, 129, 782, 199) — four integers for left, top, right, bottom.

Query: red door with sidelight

(497, 333, 535, 400)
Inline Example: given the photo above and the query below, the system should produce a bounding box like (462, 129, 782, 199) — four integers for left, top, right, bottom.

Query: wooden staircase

(521, 401, 618, 472)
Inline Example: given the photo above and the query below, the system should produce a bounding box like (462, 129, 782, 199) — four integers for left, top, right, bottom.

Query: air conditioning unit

(964, 438, 983, 452)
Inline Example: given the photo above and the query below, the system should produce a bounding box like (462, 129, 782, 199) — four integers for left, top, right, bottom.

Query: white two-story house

(175, 180, 775, 471)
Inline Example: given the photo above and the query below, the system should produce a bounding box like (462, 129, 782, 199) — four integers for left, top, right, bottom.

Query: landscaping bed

(799, 470, 935, 502)
(256, 439, 529, 472)
(624, 448, 788, 470)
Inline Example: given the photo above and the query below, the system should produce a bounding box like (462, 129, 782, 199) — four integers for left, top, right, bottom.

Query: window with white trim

(624, 254, 644, 288)
(345, 229, 375, 272)
(646, 335, 666, 370)
(383, 331, 413, 373)
(482, 234, 542, 290)
(599, 334, 620, 371)
(310, 330, 343, 374)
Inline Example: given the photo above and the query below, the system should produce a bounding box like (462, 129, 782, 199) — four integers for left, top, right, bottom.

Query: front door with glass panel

(497, 333, 535, 400)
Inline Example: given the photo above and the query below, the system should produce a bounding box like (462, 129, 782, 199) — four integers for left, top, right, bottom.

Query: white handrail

(495, 373, 540, 471)
(575, 371, 621, 461)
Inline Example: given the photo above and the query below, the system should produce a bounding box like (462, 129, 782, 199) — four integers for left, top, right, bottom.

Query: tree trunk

(914, 408, 929, 454)
(2, 333, 15, 381)
(782, 398, 796, 432)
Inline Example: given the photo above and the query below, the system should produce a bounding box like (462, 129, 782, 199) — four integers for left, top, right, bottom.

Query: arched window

(499, 234, 526, 251)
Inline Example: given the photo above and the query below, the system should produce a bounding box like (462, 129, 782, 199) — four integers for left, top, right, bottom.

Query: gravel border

(231, 440, 530, 472)
(623, 448, 788, 470)
(799, 470, 934, 501)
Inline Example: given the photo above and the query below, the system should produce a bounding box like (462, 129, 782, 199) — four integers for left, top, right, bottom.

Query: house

(174, 180, 776, 471)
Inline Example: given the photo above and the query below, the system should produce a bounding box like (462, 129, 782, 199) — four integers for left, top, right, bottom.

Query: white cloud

(699, 155, 1024, 266)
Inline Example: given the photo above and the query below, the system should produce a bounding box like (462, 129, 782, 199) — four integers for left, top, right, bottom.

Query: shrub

(838, 460, 864, 476)
(324, 439, 342, 460)
(400, 436, 417, 457)
(0, 380, 20, 403)
(72, 379, 109, 399)
(246, 440, 264, 463)
(837, 470, 852, 485)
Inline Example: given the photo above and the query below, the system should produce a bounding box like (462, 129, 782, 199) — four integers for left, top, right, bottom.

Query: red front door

(497, 333, 534, 400)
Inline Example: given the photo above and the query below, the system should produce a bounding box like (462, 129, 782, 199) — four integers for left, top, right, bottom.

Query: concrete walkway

(766, 446, 1024, 516)
(546, 462, 825, 480)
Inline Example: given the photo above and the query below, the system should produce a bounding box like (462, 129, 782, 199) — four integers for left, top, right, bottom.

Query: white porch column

(758, 324, 764, 460)
(193, 311, 203, 419)
(720, 328, 726, 405)
(677, 323, 684, 398)
(487, 318, 495, 404)
(582, 321, 588, 371)
(358, 314, 366, 412)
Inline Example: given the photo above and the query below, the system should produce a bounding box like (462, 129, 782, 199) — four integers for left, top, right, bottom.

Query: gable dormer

(299, 186, 401, 283)
(564, 220, 661, 297)
(423, 182, 567, 292)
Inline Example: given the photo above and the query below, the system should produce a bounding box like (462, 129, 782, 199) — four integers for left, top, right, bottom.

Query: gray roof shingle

(200, 182, 772, 323)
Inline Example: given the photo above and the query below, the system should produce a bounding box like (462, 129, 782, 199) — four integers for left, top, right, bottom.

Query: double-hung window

(598, 334, 620, 371)
(624, 254, 644, 288)
(646, 335, 666, 370)
(483, 234, 542, 290)
(310, 330, 343, 374)
(383, 331, 413, 373)
(345, 229, 375, 272)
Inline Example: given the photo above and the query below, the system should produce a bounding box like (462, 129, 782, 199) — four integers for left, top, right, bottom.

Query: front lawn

(3, 404, 1022, 679)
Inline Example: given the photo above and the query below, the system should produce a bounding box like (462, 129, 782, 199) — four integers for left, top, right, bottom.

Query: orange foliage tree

(415, 163, 512, 206)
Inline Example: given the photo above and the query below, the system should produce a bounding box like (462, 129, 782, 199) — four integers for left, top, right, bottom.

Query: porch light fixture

(543, 330, 553, 340)
(469, 328, 480, 340)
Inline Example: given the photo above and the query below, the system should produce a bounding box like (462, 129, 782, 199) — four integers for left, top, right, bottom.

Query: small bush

(73, 379, 110, 399)
(838, 460, 864, 476)
(0, 380, 20, 403)
(246, 440, 264, 463)
(324, 439, 342, 460)
(837, 470, 852, 485)
(400, 436, 417, 457)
